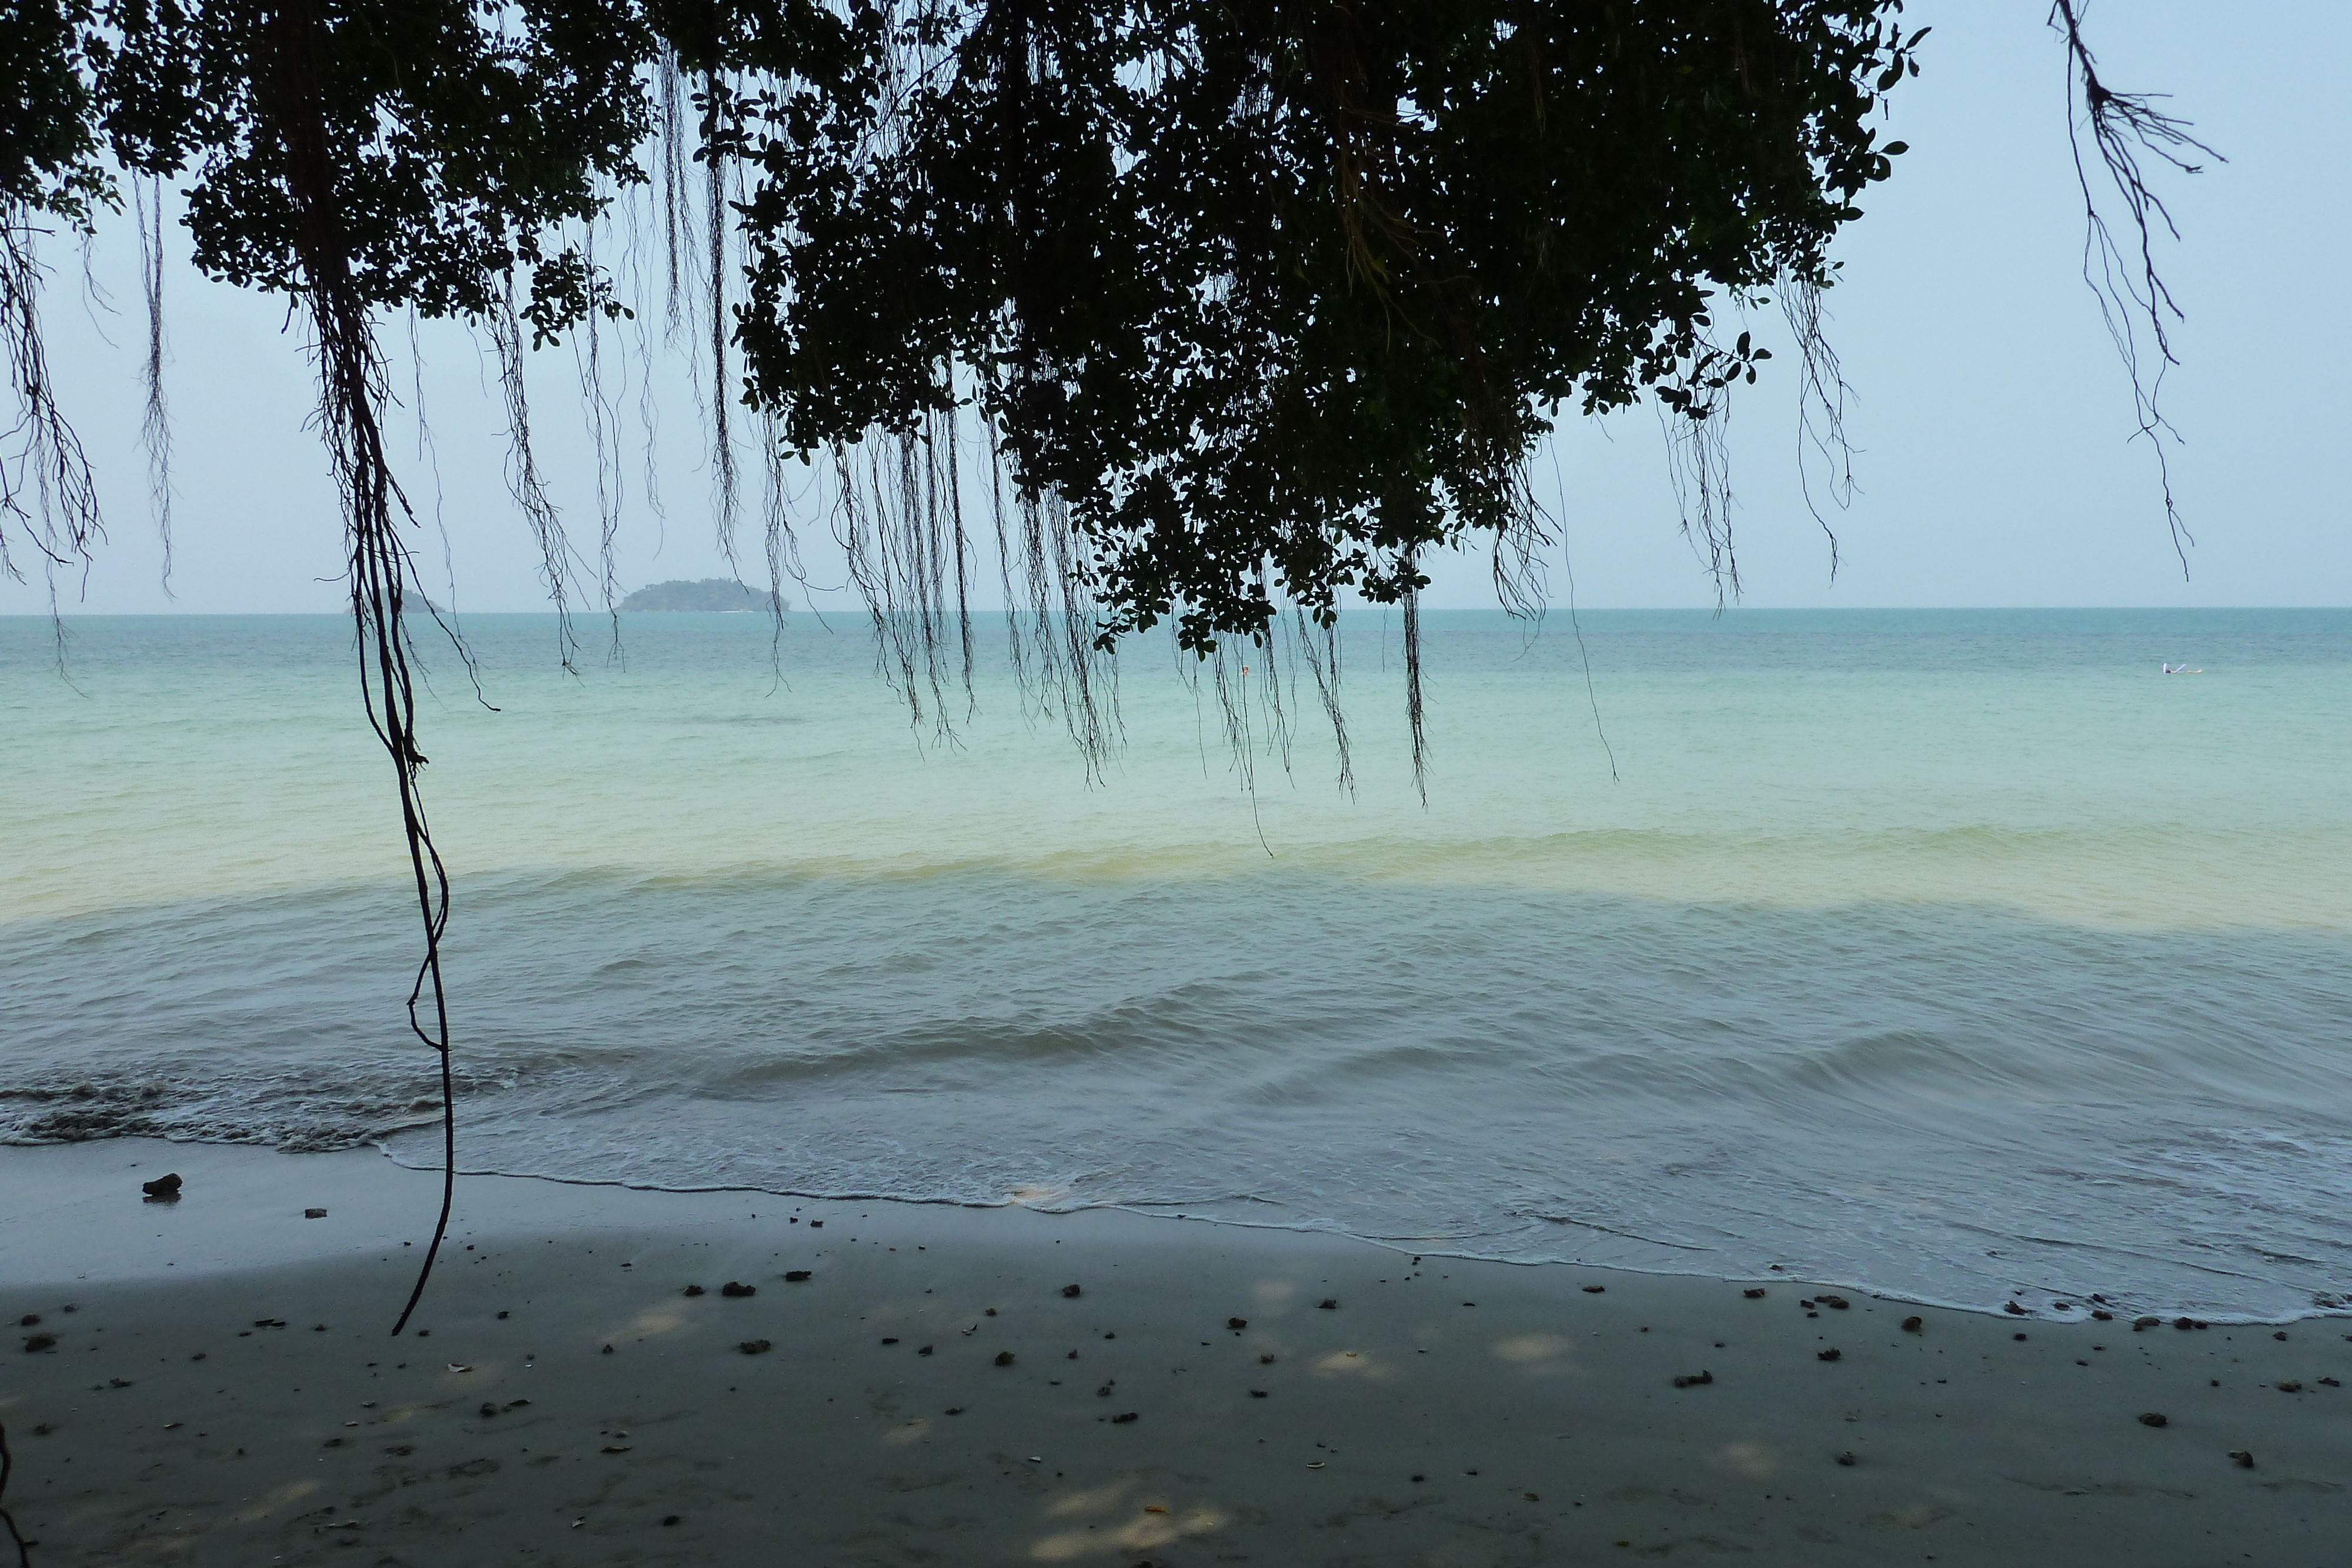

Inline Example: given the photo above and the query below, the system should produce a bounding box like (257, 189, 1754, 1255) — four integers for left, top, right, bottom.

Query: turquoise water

(5, 609, 2350, 1318)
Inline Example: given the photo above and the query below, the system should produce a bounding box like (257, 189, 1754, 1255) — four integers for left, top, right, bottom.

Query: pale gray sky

(9, 1, 2347, 617)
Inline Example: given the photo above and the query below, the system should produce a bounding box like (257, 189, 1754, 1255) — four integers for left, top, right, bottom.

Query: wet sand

(5, 1139, 2350, 1566)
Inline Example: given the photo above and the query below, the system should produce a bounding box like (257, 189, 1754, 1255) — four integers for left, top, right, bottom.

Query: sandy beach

(5, 1139, 2349, 1566)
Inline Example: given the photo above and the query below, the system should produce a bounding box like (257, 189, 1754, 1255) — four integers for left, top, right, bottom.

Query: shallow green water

(5, 609, 2349, 1318)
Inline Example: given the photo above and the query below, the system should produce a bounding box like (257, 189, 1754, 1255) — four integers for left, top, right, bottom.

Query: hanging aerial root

(2048, 0, 2219, 573)
(0, 210, 106, 614)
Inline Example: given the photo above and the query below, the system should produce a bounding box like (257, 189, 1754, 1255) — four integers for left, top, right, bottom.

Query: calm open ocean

(5, 608, 2349, 1319)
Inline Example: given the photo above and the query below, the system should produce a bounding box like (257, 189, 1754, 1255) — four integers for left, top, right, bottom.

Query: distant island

(616, 579, 788, 613)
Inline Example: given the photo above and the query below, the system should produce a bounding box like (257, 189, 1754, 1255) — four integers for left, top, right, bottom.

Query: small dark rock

(479, 1401, 500, 1417)
(1582, 1285, 1605, 1294)
(2014, 1333, 2029, 1341)
(2174, 1316, 2196, 1330)
(2134, 1316, 2159, 1330)
(1227, 1316, 1247, 1330)
(1672, 1370, 1715, 1388)
(2004, 1301, 2027, 1316)
(738, 1339, 772, 1355)
(1250, 1390, 1268, 1399)
(662, 1515, 681, 1526)
(1901, 1316, 1924, 1333)
(918, 1345, 934, 1356)
(2230, 1450, 2254, 1468)
(944, 1406, 963, 1415)
(1820, 1295, 1850, 1310)
(682, 1285, 706, 1298)
(1743, 1288, 1767, 1299)
(2321, 1377, 2341, 1388)
(2276, 1380, 2303, 1393)
(784, 1271, 812, 1283)
(994, 1350, 1016, 1366)
(1318, 1299, 1338, 1310)
(16, 1314, 37, 1327)
(305, 1208, 328, 1219)
(24, 1334, 57, 1353)
(2090, 1309, 2113, 1320)
(1835, 1452, 1856, 1466)
(1110, 1411, 1138, 1424)
(1062, 1285, 1083, 1298)
(1258, 1353, 1275, 1365)
(720, 1282, 756, 1298)
(807, 1221, 821, 1228)
(141, 1172, 183, 1199)
(881, 1337, 899, 1345)
(1817, 1349, 1842, 1362)
(2273, 1330, 2288, 1341)
(2138, 1412, 2169, 1427)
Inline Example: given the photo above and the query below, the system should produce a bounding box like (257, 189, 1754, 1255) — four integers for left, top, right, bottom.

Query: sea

(5, 607, 2350, 1320)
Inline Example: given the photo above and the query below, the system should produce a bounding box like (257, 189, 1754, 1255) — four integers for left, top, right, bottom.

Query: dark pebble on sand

(807, 1221, 821, 1228)
(663, 1515, 681, 1526)
(739, 1339, 772, 1355)
(1672, 1371, 1714, 1388)
(1063, 1285, 1083, 1298)
(23, 1334, 56, 1352)
(1318, 1299, 1338, 1310)
(784, 1271, 812, 1283)
(2091, 1309, 2113, 1320)
(1259, 1353, 1275, 1364)
(1228, 1316, 1247, 1329)
(2014, 1333, 2028, 1341)
(141, 1172, 183, 1199)
(2273, 1330, 2288, 1340)
(1743, 1288, 1767, 1299)
(2276, 1381, 2303, 1393)
(2004, 1302, 2027, 1315)
(683, 1285, 706, 1297)
(1250, 1390, 1268, 1398)
(1110, 1412, 1138, 1423)
(1901, 1316, 1923, 1333)
(2230, 1450, 2254, 1468)
(1817, 1349, 1842, 1362)
(2174, 1316, 2195, 1330)
(305, 1208, 328, 1218)
(1836, 1452, 1856, 1466)
(721, 1282, 756, 1298)
(944, 1406, 964, 1416)
(1583, 1285, 1605, 1294)
(995, 1350, 1016, 1366)
(882, 1337, 899, 1345)
(17, 1314, 38, 1328)
(2139, 1412, 2169, 1427)
(1820, 1295, 1849, 1310)
(918, 1345, 934, 1355)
